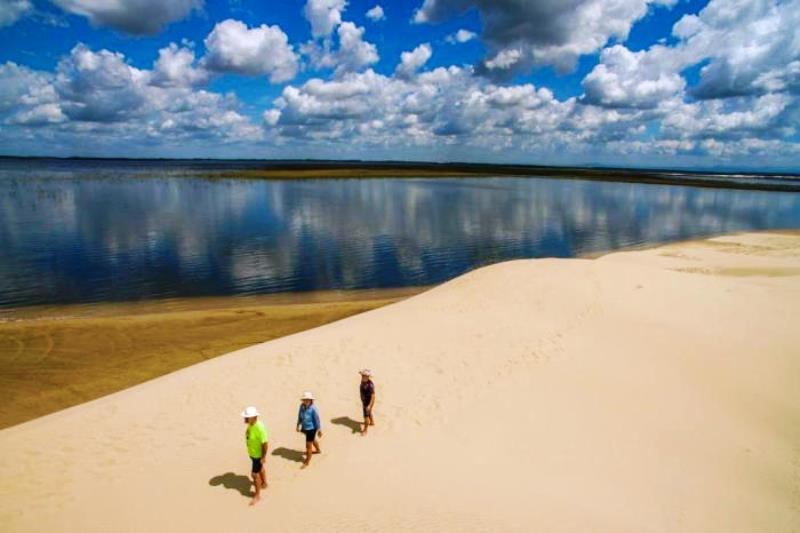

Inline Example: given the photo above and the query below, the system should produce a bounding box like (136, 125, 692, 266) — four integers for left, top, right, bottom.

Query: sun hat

(241, 406, 260, 418)
(359, 368, 372, 376)
(301, 391, 315, 400)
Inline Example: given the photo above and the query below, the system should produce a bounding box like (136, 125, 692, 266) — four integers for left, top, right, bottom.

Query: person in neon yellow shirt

(241, 406, 268, 506)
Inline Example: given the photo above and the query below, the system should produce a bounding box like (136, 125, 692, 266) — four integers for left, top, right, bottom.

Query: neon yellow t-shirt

(246, 420, 268, 458)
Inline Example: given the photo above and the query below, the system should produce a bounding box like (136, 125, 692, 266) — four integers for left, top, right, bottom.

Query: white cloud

(51, 0, 202, 35)
(0, 62, 64, 125)
(0, 62, 53, 112)
(303, 21, 378, 76)
(581, 45, 685, 108)
(415, 0, 676, 74)
(579, 0, 800, 112)
(151, 43, 211, 88)
(0, 0, 31, 27)
(8, 103, 66, 125)
(0, 45, 262, 146)
(266, 63, 576, 148)
(304, 0, 346, 38)
(334, 22, 379, 73)
(202, 19, 299, 83)
(483, 49, 521, 71)
(675, 0, 800, 99)
(258, 46, 798, 165)
(2, 0, 800, 168)
(365, 5, 384, 22)
(55, 44, 150, 123)
(395, 43, 432, 79)
(661, 93, 795, 140)
(263, 109, 281, 126)
(446, 29, 476, 44)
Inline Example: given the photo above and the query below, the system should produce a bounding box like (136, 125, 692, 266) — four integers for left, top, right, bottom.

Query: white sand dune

(1, 231, 799, 532)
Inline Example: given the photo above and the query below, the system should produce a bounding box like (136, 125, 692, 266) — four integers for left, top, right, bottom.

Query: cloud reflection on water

(0, 169, 799, 307)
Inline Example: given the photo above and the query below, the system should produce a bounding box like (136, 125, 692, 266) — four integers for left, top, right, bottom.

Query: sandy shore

(0, 288, 424, 429)
(1, 231, 798, 532)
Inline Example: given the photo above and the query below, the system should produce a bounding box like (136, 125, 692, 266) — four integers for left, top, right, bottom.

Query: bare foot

(301, 463, 309, 469)
(261, 482, 267, 489)
(249, 495, 261, 506)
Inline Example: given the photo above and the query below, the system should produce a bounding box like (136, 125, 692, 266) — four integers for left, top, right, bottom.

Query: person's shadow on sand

(208, 472, 252, 497)
(272, 447, 305, 463)
(331, 416, 361, 434)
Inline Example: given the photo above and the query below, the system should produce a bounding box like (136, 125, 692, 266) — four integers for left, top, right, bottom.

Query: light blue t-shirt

(297, 404, 321, 431)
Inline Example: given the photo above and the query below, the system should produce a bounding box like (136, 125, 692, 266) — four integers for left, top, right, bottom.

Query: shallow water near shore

(2, 160, 800, 308)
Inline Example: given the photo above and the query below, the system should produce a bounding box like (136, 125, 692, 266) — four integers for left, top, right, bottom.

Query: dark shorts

(362, 404, 372, 419)
(250, 456, 263, 474)
(303, 429, 317, 443)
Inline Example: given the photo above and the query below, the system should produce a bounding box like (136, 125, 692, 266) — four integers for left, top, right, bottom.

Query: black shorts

(250, 456, 263, 474)
(362, 404, 372, 419)
(303, 429, 317, 443)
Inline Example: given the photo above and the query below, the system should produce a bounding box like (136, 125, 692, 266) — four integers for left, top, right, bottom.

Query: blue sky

(0, 0, 798, 169)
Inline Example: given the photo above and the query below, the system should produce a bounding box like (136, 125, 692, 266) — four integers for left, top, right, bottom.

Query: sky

(0, 0, 798, 169)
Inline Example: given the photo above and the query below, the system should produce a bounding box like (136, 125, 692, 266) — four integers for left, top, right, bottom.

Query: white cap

(241, 406, 260, 418)
(359, 368, 372, 377)
(301, 391, 315, 400)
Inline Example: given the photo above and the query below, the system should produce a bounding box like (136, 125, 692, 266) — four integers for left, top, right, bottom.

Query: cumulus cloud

(55, 44, 150, 122)
(51, 0, 202, 35)
(304, 0, 346, 38)
(581, 0, 800, 112)
(2, 0, 799, 167)
(151, 43, 211, 88)
(8, 103, 66, 125)
(265, 63, 576, 149)
(395, 43, 432, 79)
(203, 19, 299, 83)
(365, 5, 384, 22)
(581, 45, 685, 108)
(260, 46, 799, 165)
(675, 0, 800, 99)
(446, 29, 476, 44)
(415, 0, 676, 74)
(0, 62, 64, 125)
(661, 93, 795, 140)
(0, 44, 262, 148)
(302, 20, 378, 76)
(0, 62, 51, 112)
(332, 22, 379, 73)
(0, 0, 32, 27)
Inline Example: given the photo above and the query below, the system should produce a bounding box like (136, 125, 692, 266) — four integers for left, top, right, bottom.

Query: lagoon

(1, 159, 799, 308)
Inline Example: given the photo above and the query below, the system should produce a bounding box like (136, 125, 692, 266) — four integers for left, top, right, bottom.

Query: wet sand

(0, 288, 424, 429)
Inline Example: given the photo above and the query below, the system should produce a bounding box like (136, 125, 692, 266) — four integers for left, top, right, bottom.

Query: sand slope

(1, 232, 798, 532)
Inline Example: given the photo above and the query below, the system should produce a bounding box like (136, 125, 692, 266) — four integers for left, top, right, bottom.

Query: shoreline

(202, 163, 800, 192)
(0, 286, 428, 321)
(3, 230, 799, 429)
(0, 230, 797, 531)
(0, 286, 426, 429)
(5, 156, 799, 192)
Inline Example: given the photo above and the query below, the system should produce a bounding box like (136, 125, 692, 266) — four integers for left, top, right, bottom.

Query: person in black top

(359, 369, 376, 435)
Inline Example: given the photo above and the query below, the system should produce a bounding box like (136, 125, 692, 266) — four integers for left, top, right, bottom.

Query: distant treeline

(1, 156, 798, 192)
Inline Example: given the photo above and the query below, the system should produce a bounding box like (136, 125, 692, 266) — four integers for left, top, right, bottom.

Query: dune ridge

(0, 231, 798, 532)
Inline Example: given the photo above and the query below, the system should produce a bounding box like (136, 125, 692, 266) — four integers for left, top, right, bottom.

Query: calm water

(1, 160, 799, 308)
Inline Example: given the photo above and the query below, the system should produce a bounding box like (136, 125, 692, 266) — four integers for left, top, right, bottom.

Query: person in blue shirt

(296, 391, 322, 468)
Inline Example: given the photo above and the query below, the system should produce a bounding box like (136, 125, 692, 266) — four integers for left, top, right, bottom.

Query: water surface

(1, 160, 799, 308)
